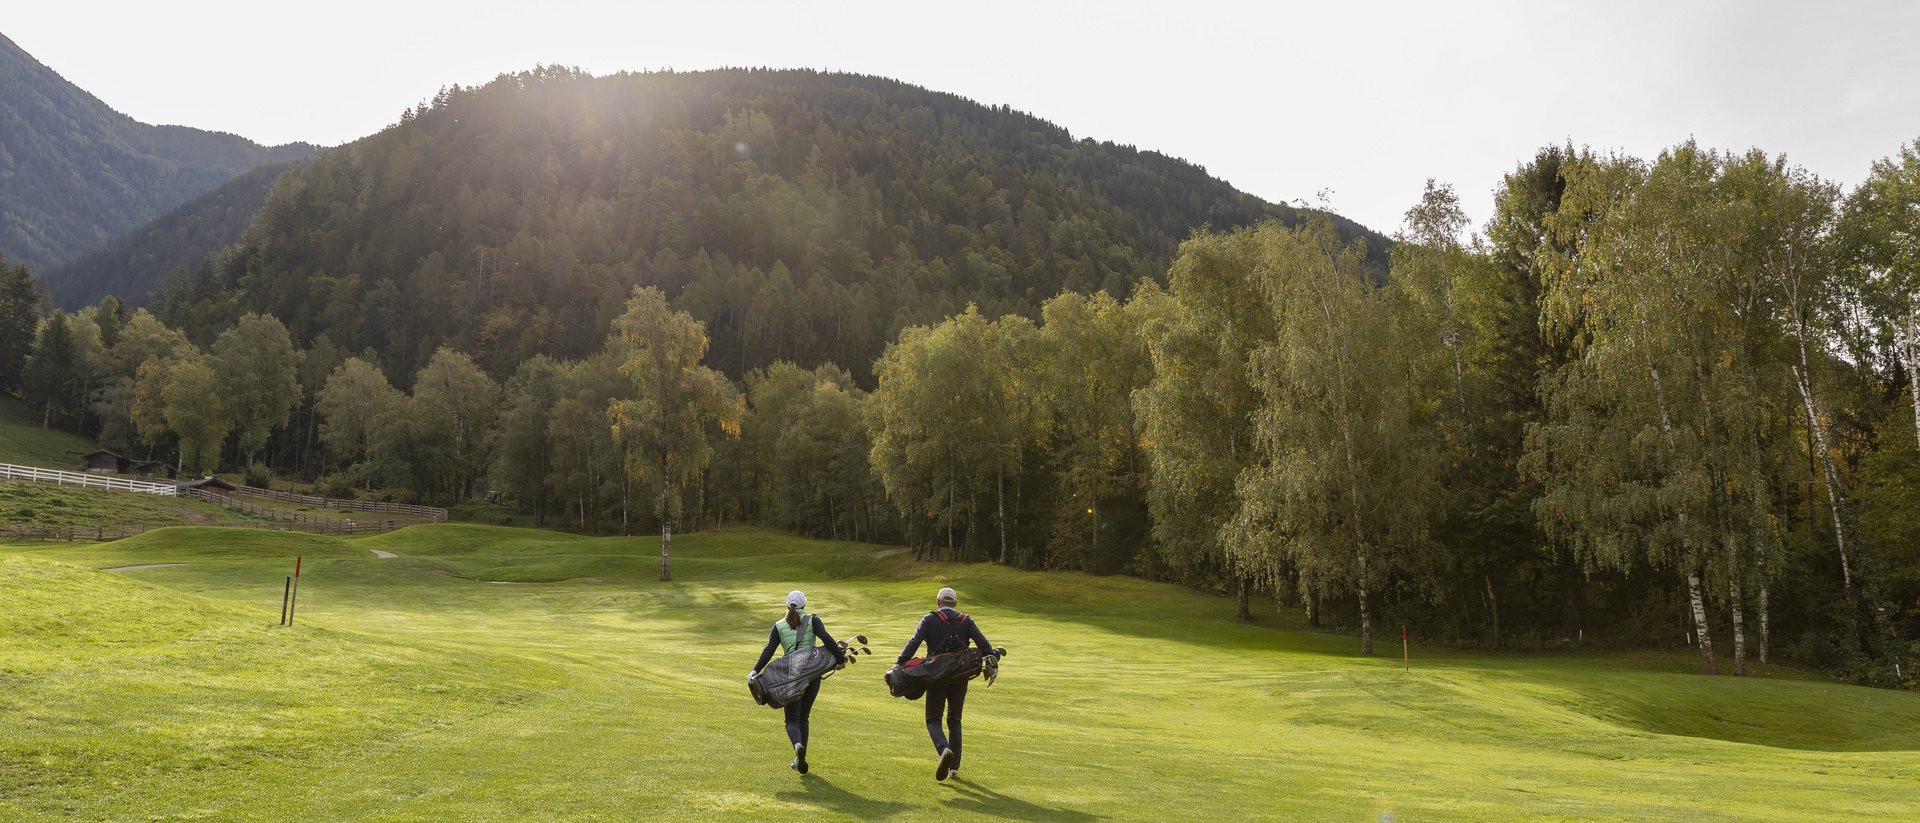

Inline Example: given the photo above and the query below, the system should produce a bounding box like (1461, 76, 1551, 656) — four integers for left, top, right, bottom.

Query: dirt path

(103, 563, 187, 573)
(370, 549, 397, 558)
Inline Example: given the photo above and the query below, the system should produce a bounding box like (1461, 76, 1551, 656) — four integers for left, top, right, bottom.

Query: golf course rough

(0, 525, 1916, 821)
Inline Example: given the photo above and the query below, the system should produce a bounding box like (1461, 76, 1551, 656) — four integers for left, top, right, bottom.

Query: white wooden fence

(0, 463, 177, 494)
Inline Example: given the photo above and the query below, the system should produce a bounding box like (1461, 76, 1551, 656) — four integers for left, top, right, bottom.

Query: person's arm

(753, 626, 780, 673)
(895, 614, 930, 665)
(967, 619, 992, 653)
(813, 615, 846, 665)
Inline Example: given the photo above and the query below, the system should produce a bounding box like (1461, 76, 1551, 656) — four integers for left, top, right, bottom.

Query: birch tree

(211, 313, 305, 464)
(163, 357, 230, 476)
(1224, 220, 1439, 655)
(1532, 144, 1795, 675)
(608, 287, 739, 581)
(1038, 288, 1154, 573)
(868, 306, 1033, 562)
(1845, 139, 1920, 453)
(1136, 230, 1272, 616)
(317, 357, 405, 486)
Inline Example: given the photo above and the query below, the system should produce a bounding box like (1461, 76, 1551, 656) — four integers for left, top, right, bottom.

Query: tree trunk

(1759, 584, 1771, 665)
(1236, 576, 1251, 620)
(659, 450, 673, 581)
(1793, 364, 1855, 604)
(996, 461, 1007, 565)
(1903, 323, 1920, 453)
(946, 476, 955, 560)
(1687, 571, 1718, 675)
(1306, 587, 1320, 627)
(1089, 500, 1098, 570)
(1358, 550, 1374, 656)
(660, 515, 673, 581)
(1729, 544, 1747, 676)
(1484, 573, 1501, 650)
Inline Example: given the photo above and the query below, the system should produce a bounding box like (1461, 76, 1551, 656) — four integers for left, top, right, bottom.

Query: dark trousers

(924, 681, 968, 769)
(784, 678, 821, 747)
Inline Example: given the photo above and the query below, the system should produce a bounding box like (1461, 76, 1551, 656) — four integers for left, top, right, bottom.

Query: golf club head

(860, 646, 871, 655)
(855, 634, 868, 645)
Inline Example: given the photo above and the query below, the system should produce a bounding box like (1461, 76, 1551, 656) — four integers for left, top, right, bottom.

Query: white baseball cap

(787, 590, 807, 608)
(936, 587, 957, 604)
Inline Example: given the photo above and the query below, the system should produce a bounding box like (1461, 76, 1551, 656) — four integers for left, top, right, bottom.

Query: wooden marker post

(280, 577, 291, 625)
(1402, 624, 1409, 672)
(288, 556, 303, 625)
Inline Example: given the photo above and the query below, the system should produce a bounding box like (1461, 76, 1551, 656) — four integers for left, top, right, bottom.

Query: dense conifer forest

(154, 67, 1381, 380)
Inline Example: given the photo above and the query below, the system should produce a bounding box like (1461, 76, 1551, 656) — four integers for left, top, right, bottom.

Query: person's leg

(798, 678, 821, 747)
(946, 682, 969, 771)
(784, 698, 804, 748)
(924, 686, 950, 754)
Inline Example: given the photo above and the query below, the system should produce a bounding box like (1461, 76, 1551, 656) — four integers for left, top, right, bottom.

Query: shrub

(315, 472, 358, 500)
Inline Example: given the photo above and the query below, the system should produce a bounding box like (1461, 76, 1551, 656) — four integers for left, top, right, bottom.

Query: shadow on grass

(775, 774, 914, 819)
(942, 779, 1103, 822)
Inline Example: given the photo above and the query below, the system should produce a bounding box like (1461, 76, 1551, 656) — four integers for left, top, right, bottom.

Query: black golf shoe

(935, 748, 955, 781)
(794, 743, 809, 774)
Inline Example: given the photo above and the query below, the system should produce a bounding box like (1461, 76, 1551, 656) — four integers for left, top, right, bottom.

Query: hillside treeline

(3, 137, 1915, 687)
(150, 67, 1379, 382)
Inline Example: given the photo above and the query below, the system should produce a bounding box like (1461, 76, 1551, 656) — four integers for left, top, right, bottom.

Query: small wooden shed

(81, 449, 130, 474)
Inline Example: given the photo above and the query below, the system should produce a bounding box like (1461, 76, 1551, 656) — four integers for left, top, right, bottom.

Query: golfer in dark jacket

(895, 586, 993, 781)
(752, 590, 846, 774)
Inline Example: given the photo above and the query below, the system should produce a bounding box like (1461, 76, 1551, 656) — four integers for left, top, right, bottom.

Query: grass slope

(0, 396, 94, 469)
(0, 481, 267, 527)
(3, 525, 1917, 821)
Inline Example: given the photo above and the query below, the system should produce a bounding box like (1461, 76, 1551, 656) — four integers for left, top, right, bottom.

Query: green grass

(3, 525, 1917, 821)
(0, 395, 95, 469)
(0, 481, 266, 527)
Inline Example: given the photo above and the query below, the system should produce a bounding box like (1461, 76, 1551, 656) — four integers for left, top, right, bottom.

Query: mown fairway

(2, 525, 1917, 822)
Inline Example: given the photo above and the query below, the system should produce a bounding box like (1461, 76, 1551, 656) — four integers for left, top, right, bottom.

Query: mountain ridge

(0, 31, 317, 272)
(155, 65, 1387, 379)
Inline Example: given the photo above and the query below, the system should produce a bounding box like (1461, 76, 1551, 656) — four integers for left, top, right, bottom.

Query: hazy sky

(9, 1, 1919, 235)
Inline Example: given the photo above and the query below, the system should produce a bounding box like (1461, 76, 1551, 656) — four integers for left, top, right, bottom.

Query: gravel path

(103, 563, 187, 573)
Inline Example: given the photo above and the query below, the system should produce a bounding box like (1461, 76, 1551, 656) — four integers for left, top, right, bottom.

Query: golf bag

(749, 645, 836, 708)
(885, 648, 990, 700)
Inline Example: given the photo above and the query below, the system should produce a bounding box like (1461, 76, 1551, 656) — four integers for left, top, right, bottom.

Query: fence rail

(226, 486, 447, 521)
(0, 463, 176, 495)
(182, 489, 413, 535)
(0, 459, 446, 536)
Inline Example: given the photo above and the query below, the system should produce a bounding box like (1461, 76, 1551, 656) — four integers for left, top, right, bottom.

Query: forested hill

(0, 32, 316, 272)
(160, 66, 1385, 379)
(47, 159, 307, 309)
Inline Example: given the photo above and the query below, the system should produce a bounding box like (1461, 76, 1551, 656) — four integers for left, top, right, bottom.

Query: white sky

(9, 1, 1920, 237)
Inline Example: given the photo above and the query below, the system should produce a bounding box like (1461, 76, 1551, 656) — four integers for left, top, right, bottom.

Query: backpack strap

(931, 609, 971, 653)
(774, 612, 814, 653)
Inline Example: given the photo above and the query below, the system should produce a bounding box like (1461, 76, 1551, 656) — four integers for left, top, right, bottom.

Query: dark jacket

(754, 614, 846, 672)
(895, 607, 992, 666)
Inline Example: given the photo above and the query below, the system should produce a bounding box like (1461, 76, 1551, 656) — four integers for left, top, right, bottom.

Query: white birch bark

(1728, 541, 1747, 676)
(1687, 571, 1718, 674)
(1792, 364, 1855, 601)
(1649, 360, 1717, 674)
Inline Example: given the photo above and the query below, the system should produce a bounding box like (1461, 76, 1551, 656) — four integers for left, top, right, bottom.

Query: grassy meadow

(0, 396, 94, 469)
(1, 524, 1916, 821)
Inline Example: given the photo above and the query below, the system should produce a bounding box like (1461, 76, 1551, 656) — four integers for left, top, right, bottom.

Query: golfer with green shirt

(751, 590, 846, 774)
